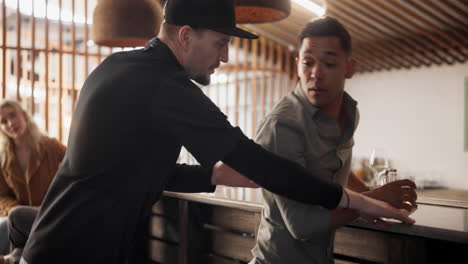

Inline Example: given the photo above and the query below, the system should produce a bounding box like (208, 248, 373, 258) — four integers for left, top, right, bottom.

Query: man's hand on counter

(364, 179, 418, 213)
(212, 161, 260, 188)
(343, 189, 416, 225)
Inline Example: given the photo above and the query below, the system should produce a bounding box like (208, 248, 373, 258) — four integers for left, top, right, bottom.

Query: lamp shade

(235, 0, 291, 24)
(92, 0, 163, 47)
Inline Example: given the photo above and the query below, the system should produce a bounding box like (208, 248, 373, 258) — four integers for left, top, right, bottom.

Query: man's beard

(193, 74, 210, 86)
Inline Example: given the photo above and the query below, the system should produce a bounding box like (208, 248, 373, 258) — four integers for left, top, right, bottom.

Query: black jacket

(22, 39, 342, 264)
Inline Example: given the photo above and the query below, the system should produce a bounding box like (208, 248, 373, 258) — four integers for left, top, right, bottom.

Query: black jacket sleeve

(222, 137, 343, 210)
(164, 164, 216, 193)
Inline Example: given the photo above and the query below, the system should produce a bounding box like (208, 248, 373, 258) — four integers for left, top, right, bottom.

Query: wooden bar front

(149, 193, 468, 264)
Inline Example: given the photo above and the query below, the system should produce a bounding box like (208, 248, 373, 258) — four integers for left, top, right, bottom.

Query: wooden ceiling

(244, 0, 468, 73)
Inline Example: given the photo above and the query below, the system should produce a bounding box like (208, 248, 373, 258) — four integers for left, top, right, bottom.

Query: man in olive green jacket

(250, 17, 418, 264)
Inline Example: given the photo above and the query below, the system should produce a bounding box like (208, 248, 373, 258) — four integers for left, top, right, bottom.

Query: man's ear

(345, 57, 357, 79)
(178, 25, 193, 51)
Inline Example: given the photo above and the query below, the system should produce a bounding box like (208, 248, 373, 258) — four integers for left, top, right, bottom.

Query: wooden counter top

(164, 189, 468, 244)
(417, 188, 468, 208)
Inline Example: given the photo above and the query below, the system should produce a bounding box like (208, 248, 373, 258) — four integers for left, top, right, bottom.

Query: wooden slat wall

(1, 1, 5, 98)
(0, 0, 115, 143)
(0, 0, 295, 147)
(14, 0, 19, 101)
(29, 0, 35, 113)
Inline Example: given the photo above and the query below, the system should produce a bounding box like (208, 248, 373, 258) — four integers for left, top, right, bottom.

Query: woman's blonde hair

(0, 100, 43, 157)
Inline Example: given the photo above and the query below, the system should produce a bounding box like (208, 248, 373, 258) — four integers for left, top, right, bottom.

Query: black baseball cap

(164, 0, 259, 39)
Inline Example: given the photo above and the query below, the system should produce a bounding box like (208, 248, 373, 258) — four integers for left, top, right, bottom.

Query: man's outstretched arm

(221, 138, 415, 225)
(211, 162, 260, 188)
(165, 162, 259, 193)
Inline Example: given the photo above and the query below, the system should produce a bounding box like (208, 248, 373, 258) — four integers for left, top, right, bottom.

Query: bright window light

(5, 0, 89, 24)
(292, 0, 326, 16)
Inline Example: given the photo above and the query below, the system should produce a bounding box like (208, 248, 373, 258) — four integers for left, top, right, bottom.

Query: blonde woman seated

(0, 100, 65, 264)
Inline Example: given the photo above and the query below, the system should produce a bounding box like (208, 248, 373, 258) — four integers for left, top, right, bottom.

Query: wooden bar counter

(149, 189, 468, 264)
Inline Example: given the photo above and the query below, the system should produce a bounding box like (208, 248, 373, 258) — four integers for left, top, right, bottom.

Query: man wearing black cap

(20, 0, 414, 263)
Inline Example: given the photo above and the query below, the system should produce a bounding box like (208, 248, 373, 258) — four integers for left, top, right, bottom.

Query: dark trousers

(8, 206, 38, 249)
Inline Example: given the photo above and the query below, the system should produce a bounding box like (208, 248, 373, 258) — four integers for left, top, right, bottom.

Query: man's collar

(293, 83, 357, 119)
(144, 37, 185, 72)
(293, 83, 319, 117)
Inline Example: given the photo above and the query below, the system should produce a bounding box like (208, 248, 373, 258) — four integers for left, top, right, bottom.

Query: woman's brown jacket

(0, 136, 66, 216)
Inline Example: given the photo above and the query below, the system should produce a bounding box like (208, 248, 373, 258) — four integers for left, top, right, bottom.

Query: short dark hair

(298, 16, 352, 56)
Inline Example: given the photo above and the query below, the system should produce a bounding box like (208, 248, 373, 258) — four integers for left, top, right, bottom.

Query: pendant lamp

(92, 0, 163, 47)
(235, 0, 291, 23)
